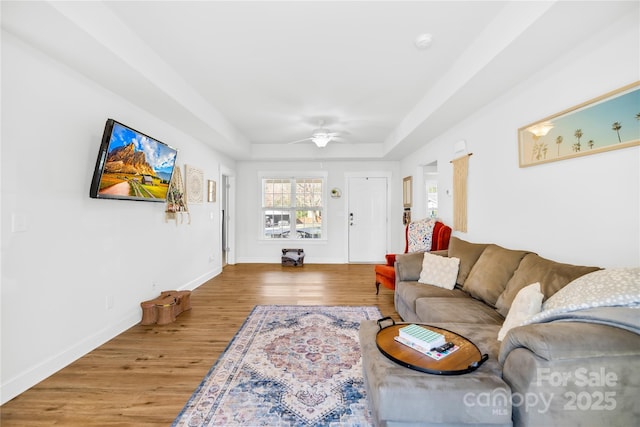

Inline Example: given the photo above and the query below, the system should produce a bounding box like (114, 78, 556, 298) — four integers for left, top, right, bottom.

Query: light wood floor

(1, 263, 400, 426)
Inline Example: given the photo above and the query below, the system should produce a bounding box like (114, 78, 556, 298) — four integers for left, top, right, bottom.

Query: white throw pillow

(418, 253, 460, 290)
(498, 282, 544, 341)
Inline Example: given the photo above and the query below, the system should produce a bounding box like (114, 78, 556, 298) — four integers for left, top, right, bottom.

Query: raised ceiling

(2, 1, 637, 161)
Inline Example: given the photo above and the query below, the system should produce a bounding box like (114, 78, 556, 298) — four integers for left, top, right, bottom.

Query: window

(262, 177, 324, 239)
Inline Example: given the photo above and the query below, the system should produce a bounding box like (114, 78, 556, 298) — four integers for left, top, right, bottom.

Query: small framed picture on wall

(208, 180, 216, 203)
(403, 176, 412, 208)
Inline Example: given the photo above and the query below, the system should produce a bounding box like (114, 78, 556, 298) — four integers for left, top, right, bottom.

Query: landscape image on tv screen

(91, 120, 178, 202)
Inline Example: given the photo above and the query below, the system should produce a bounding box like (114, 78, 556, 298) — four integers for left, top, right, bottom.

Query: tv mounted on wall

(90, 119, 178, 202)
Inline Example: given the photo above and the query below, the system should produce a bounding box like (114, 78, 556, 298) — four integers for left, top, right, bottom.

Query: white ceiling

(2, 1, 637, 161)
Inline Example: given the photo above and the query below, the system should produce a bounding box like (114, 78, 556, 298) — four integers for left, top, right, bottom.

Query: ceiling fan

(289, 120, 340, 148)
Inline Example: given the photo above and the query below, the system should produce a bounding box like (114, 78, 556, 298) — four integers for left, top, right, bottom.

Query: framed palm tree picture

(518, 81, 639, 167)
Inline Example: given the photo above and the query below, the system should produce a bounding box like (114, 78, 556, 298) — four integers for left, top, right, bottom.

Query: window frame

(259, 172, 328, 241)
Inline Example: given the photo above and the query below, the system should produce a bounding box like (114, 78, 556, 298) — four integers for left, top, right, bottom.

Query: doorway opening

(220, 170, 235, 266)
(423, 161, 438, 219)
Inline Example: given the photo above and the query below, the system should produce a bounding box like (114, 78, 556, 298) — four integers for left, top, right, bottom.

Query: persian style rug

(173, 305, 381, 427)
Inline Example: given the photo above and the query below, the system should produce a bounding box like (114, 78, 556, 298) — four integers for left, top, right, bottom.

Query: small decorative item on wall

(330, 188, 341, 198)
(451, 154, 472, 232)
(403, 208, 411, 226)
(208, 180, 216, 203)
(166, 165, 190, 225)
(403, 176, 413, 208)
(186, 165, 204, 204)
(518, 81, 639, 167)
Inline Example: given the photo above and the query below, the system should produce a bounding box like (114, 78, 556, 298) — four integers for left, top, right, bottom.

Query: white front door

(348, 176, 387, 263)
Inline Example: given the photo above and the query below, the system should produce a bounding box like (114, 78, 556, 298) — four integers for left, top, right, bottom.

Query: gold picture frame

(518, 81, 639, 167)
(403, 176, 412, 208)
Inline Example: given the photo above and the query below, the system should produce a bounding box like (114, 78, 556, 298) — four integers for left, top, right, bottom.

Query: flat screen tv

(90, 119, 178, 202)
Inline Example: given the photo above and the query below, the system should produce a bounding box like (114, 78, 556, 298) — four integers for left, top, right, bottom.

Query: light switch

(11, 214, 27, 232)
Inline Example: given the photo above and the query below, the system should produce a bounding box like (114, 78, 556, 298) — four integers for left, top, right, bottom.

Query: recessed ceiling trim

(48, 1, 251, 157)
(385, 1, 556, 155)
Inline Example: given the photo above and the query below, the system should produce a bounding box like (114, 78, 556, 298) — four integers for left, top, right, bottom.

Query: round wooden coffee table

(375, 319, 488, 375)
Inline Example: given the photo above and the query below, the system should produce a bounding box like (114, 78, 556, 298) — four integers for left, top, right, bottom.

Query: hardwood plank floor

(1, 263, 400, 426)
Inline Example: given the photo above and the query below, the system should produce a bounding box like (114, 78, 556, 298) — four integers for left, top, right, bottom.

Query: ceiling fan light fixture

(311, 132, 332, 148)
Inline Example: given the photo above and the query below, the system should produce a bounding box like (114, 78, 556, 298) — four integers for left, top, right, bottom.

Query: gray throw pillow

(446, 237, 489, 286)
(463, 244, 530, 307)
(495, 253, 601, 316)
(395, 251, 427, 282)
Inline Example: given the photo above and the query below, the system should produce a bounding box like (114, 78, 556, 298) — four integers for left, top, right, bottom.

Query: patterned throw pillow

(497, 282, 544, 341)
(407, 218, 436, 252)
(524, 268, 640, 325)
(418, 253, 460, 290)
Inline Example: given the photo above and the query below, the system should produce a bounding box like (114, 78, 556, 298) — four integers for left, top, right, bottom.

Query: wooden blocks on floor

(140, 290, 192, 325)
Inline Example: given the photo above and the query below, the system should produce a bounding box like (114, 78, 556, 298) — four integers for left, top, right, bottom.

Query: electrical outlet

(209, 254, 215, 262)
(152, 281, 157, 290)
(106, 295, 114, 310)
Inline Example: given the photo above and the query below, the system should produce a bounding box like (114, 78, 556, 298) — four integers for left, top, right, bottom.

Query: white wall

(0, 33, 234, 403)
(235, 160, 402, 263)
(401, 14, 639, 268)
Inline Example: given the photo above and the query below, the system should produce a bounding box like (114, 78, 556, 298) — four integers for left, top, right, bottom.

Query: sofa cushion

(463, 244, 530, 307)
(394, 282, 469, 322)
(396, 282, 468, 306)
(394, 251, 427, 282)
(495, 253, 601, 316)
(416, 297, 505, 324)
(498, 321, 640, 364)
(500, 322, 640, 427)
(418, 252, 460, 290)
(447, 237, 490, 286)
(497, 282, 543, 341)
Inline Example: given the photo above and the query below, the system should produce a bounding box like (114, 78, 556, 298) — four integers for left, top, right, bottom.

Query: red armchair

(374, 221, 452, 294)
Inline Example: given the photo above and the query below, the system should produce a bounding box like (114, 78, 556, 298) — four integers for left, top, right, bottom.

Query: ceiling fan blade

(284, 120, 349, 146)
(288, 137, 313, 144)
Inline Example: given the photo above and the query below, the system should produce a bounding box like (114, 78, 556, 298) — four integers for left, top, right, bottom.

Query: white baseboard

(0, 267, 223, 405)
(0, 310, 139, 405)
(235, 257, 347, 264)
(181, 267, 222, 291)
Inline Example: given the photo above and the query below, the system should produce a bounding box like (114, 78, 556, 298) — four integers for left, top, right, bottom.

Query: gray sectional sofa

(360, 237, 640, 426)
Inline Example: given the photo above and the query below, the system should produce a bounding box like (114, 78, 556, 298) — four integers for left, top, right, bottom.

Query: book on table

(394, 335, 460, 361)
(398, 324, 446, 349)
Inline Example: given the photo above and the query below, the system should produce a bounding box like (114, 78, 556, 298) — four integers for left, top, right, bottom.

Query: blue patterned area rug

(172, 305, 381, 427)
